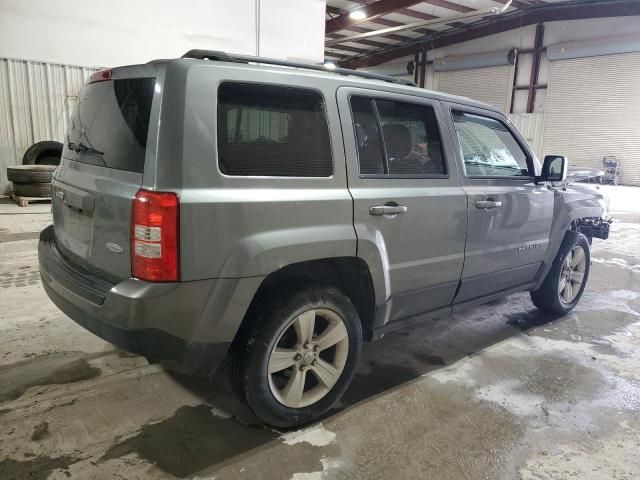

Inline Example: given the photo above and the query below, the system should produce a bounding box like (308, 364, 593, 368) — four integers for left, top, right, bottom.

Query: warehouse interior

(1, 1, 640, 479)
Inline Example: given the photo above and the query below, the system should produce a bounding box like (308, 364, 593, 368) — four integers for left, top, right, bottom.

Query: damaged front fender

(534, 184, 610, 290)
(572, 216, 612, 241)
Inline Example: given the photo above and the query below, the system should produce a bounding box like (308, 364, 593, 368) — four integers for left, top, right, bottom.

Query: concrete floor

(0, 185, 639, 480)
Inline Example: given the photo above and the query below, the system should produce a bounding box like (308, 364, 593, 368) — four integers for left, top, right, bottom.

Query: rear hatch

(52, 68, 158, 282)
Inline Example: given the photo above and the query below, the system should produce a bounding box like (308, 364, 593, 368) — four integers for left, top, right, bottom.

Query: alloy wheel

(267, 308, 349, 408)
(559, 245, 586, 304)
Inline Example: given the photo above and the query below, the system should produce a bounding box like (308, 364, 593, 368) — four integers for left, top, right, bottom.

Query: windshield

(65, 77, 155, 173)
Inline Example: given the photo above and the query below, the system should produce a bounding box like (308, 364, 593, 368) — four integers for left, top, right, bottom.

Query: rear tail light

(88, 69, 112, 84)
(131, 189, 179, 282)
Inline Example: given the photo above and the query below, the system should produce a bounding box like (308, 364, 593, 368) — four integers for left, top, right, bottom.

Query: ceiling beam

(357, 17, 436, 37)
(351, 0, 476, 14)
(394, 7, 442, 21)
(326, 33, 390, 49)
(493, 0, 531, 10)
(341, 0, 640, 68)
(413, 0, 474, 13)
(326, 44, 372, 55)
(327, 3, 432, 39)
(366, 16, 416, 27)
(325, 53, 350, 60)
(326, 6, 342, 16)
(343, 23, 420, 42)
(327, 5, 498, 46)
(326, 0, 427, 34)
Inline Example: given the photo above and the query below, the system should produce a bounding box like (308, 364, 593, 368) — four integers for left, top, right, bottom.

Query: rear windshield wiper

(67, 141, 104, 156)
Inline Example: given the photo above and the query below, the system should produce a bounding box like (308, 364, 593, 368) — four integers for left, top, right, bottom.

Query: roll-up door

(542, 52, 640, 186)
(434, 65, 515, 113)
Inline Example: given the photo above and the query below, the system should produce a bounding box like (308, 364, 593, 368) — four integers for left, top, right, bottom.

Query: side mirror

(538, 155, 568, 183)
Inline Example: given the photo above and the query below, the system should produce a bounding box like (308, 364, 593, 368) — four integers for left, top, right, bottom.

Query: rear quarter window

(217, 83, 333, 177)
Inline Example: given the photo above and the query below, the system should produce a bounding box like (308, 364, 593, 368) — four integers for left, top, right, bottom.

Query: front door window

(452, 111, 529, 178)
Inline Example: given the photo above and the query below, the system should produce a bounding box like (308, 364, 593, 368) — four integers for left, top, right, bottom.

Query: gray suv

(39, 50, 611, 427)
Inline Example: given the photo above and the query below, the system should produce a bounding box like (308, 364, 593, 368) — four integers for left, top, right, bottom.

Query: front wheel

(530, 231, 591, 315)
(229, 285, 362, 428)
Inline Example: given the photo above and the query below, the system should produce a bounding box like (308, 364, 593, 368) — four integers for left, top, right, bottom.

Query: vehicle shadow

(157, 292, 560, 477)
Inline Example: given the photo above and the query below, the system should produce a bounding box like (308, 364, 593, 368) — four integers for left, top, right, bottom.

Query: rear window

(217, 83, 332, 177)
(65, 77, 155, 173)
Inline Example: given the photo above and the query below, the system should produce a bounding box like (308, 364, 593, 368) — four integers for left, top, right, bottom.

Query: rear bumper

(38, 225, 263, 375)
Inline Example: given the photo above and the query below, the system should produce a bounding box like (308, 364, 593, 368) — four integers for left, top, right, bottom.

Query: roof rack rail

(181, 49, 417, 87)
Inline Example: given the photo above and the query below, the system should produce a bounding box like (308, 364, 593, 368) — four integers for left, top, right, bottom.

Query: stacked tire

(7, 165, 56, 198)
(7, 140, 63, 198)
(22, 141, 63, 166)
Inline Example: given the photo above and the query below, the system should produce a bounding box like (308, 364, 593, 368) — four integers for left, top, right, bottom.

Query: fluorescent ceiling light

(349, 10, 367, 20)
(324, 61, 337, 70)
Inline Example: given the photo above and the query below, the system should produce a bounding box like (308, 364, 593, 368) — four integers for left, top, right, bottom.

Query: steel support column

(510, 50, 519, 114)
(419, 49, 427, 88)
(527, 24, 545, 113)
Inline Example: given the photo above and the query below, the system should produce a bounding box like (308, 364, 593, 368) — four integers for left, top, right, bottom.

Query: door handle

(475, 200, 502, 209)
(369, 205, 408, 216)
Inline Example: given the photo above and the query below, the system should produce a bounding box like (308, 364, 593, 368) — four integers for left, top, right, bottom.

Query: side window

(217, 83, 332, 177)
(376, 100, 446, 176)
(452, 111, 529, 177)
(350, 96, 446, 176)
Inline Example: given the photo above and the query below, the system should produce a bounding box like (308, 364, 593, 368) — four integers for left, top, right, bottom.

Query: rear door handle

(369, 205, 408, 216)
(475, 200, 502, 209)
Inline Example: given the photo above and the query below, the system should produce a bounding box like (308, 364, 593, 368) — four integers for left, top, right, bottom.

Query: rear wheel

(530, 231, 590, 315)
(230, 285, 362, 428)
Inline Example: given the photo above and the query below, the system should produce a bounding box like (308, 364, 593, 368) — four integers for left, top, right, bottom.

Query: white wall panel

(0, 0, 324, 68)
(259, 0, 326, 62)
(509, 113, 545, 158)
(0, 0, 257, 67)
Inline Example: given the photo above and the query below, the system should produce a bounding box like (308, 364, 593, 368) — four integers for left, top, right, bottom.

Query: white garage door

(542, 52, 640, 186)
(434, 65, 514, 113)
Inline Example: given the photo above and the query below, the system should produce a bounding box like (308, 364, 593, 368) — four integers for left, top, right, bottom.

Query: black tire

(530, 231, 590, 315)
(12, 182, 52, 198)
(7, 165, 56, 183)
(229, 284, 362, 428)
(22, 141, 63, 166)
(36, 156, 61, 166)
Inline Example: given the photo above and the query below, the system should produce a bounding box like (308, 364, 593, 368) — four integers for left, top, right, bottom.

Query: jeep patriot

(39, 50, 611, 427)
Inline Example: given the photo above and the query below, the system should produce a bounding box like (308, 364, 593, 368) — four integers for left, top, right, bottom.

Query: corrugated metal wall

(434, 65, 515, 113)
(543, 52, 640, 186)
(0, 57, 98, 193)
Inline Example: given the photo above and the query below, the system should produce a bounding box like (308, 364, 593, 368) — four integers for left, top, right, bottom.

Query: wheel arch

(535, 198, 606, 290)
(236, 257, 378, 342)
